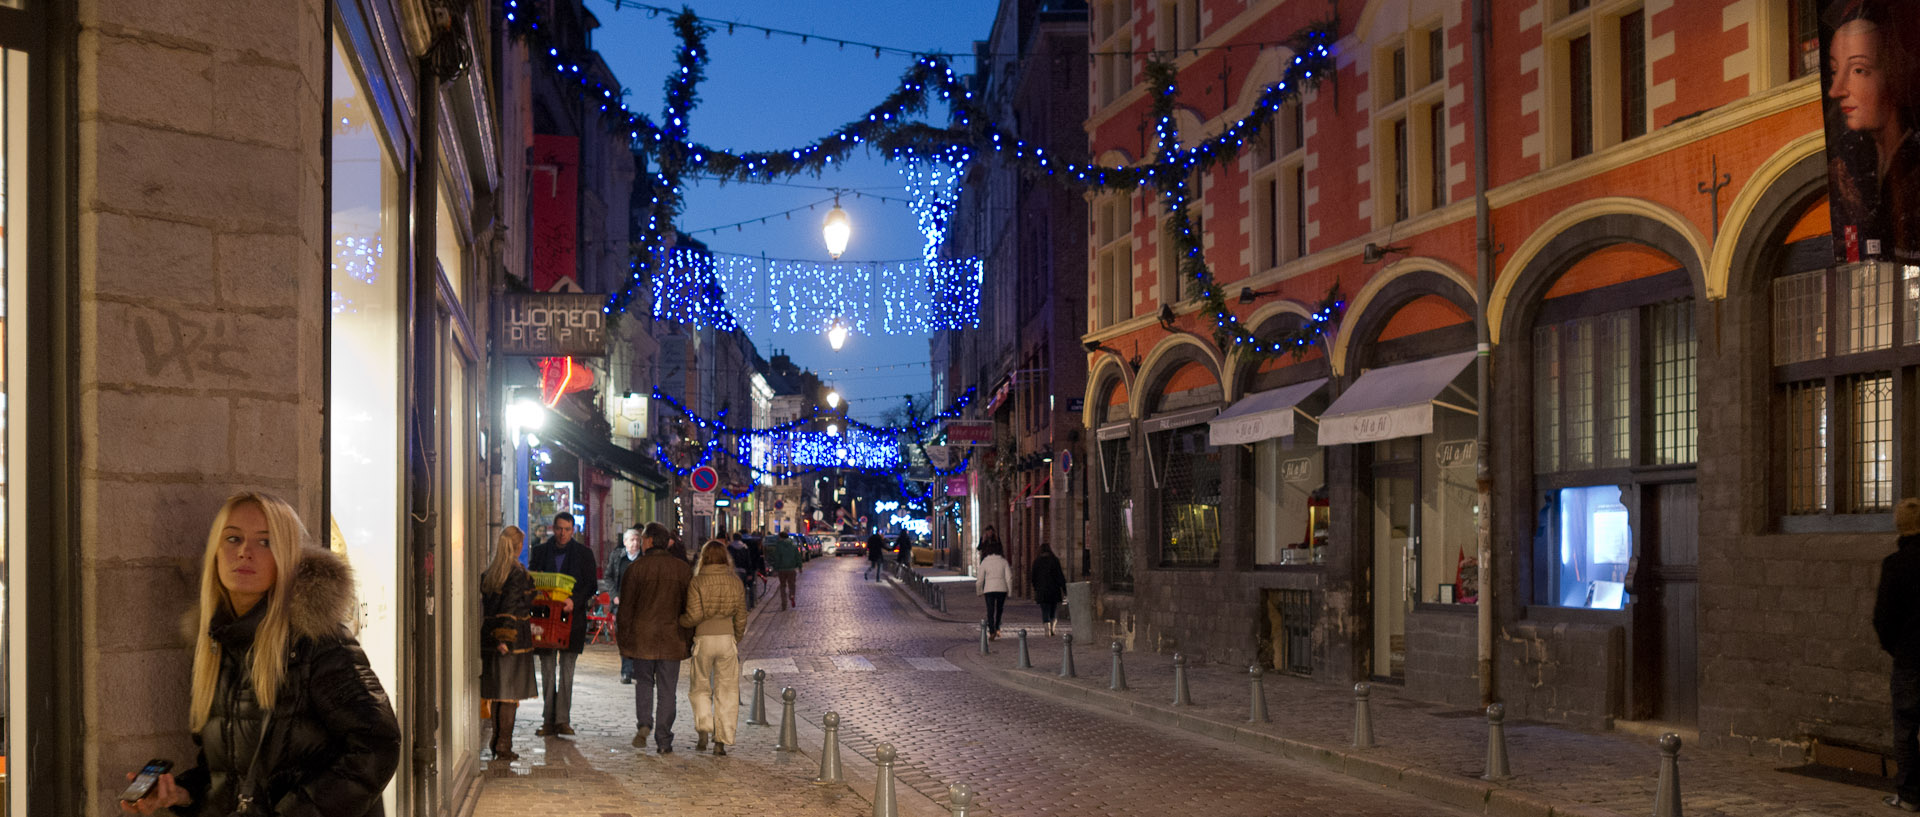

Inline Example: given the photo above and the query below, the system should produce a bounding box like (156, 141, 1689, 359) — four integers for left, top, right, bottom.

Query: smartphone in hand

(119, 759, 172, 802)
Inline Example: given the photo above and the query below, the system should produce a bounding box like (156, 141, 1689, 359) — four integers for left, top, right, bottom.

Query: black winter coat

(1876, 533, 1920, 662)
(1030, 551, 1068, 605)
(529, 539, 599, 653)
(175, 548, 400, 817)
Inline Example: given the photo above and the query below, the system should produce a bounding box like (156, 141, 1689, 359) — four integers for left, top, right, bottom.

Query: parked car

(835, 535, 866, 557)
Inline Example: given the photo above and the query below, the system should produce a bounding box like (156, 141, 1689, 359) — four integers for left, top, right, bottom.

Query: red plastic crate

(528, 598, 572, 650)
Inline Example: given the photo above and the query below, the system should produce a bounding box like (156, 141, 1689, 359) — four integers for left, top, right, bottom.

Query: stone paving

(893, 563, 1895, 817)
(469, 555, 1478, 816)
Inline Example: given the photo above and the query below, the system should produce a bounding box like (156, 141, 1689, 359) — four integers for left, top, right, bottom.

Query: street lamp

(823, 195, 851, 259)
(827, 319, 849, 351)
(826, 390, 842, 409)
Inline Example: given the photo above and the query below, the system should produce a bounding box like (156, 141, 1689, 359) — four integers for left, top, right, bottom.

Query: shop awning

(1319, 351, 1479, 445)
(540, 414, 669, 493)
(1207, 378, 1327, 446)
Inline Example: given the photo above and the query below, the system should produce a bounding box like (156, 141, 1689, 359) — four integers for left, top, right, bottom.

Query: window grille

(1785, 381, 1828, 514)
(1280, 589, 1315, 675)
(1535, 323, 1561, 472)
(1566, 318, 1595, 469)
(1846, 373, 1894, 512)
(1904, 264, 1919, 346)
(1838, 261, 1894, 355)
(1772, 270, 1827, 364)
(1649, 301, 1697, 465)
(1602, 311, 1632, 467)
(1155, 426, 1222, 566)
(1100, 438, 1135, 591)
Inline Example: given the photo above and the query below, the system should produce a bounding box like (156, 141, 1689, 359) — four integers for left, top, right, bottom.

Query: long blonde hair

(483, 526, 527, 592)
(190, 492, 308, 732)
(695, 538, 730, 575)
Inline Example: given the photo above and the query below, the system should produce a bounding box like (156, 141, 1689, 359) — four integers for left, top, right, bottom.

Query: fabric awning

(540, 413, 670, 493)
(1207, 378, 1327, 446)
(1140, 405, 1220, 434)
(1319, 351, 1479, 445)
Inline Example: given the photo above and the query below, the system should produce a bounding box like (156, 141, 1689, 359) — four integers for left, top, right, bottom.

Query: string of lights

(501, 3, 1345, 355)
(679, 190, 917, 236)
(647, 245, 982, 335)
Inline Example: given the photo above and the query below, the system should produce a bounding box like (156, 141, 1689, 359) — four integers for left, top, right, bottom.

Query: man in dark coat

(865, 532, 887, 580)
(896, 530, 914, 568)
(616, 522, 692, 753)
(1875, 498, 1920, 811)
(527, 511, 598, 736)
(606, 526, 644, 683)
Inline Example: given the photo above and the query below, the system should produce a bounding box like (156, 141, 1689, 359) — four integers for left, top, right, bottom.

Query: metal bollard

(747, 669, 771, 725)
(1653, 733, 1683, 817)
(776, 687, 800, 752)
(936, 585, 947, 612)
(1352, 682, 1375, 748)
(1171, 653, 1193, 706)
(813, 712, 844, 784)
(1059, 633, 1076, 678)
(979, 620, 991, 654)
(872, 742, 899, 817)
(948, 781, 975, 817)
(1248, 664, 1269, 723)
(1016, 629, 1033, 668)
(1109, 641, 1128, 690)
(1481, 703, 1511, 780)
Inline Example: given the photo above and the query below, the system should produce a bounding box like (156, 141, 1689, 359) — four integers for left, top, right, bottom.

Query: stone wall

(76, 0, 329, 802)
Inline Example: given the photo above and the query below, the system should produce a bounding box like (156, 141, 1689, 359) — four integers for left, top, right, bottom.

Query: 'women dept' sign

(502, 293, 607, 356)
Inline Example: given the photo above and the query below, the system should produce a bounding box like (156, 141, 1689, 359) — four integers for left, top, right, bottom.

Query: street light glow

(827, 319, 849, 351)
(826, 390, 841, 408)
(823, 198, 851, 259)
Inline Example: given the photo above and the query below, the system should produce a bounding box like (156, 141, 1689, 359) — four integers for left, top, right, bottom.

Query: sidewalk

(885, 564, 1876, 817)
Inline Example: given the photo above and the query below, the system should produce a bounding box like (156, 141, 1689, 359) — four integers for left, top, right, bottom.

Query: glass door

(1371, 467, 1417, 680)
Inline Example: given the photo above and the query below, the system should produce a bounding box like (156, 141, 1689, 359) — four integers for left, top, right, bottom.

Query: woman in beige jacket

(680, 539, 749, 754)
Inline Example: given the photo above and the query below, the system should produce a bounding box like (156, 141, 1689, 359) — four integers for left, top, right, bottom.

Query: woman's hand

(117, 772, 189, 814)
(497, 642, 509, 655)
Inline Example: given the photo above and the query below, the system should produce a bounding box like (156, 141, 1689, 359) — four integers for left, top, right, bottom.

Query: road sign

(690, 492, 716, 516)
(690, 466, 719, 493)
(944, 420, 993, 445)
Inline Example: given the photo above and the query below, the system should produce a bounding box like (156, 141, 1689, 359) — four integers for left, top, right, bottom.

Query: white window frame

(1544, 0, 1647, 166)
(1373, 22, 1448, 225)
(1253, 99, 1308, 272)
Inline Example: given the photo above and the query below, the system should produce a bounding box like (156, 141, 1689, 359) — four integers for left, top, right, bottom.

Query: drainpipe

(1470, 0, 1496, 707)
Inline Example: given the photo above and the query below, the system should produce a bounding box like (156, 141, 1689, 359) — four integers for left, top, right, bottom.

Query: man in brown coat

(615, 522, 692, 753)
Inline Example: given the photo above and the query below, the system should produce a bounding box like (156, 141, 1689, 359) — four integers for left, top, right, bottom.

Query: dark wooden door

(1636, 481, 1699, 723)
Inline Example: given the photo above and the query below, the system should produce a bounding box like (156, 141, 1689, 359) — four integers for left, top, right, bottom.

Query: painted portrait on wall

(1821, 0, 1920, 263)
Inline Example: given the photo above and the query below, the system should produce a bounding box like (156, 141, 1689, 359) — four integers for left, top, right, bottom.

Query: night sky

(592, 1, 1003, 420)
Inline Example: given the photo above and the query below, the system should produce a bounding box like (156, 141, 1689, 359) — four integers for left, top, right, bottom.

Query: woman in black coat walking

(120, 491, 400, 816)
(1030, 543, 1069, 636)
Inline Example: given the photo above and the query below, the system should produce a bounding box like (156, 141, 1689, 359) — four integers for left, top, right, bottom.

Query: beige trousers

(688, 634, 741, 745)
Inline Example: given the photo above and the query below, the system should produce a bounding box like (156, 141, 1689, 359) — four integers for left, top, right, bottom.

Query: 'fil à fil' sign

(502, 293, 607, 357)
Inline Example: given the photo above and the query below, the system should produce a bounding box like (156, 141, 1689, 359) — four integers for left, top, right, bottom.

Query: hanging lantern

(822, 195, 851, 259)
(827, 319, 850, 351)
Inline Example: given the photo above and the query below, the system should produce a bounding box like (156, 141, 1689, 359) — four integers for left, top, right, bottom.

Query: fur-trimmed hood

(289, 546, 357, 640)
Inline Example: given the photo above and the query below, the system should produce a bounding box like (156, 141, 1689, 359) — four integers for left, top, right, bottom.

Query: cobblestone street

(468, 556, 1475, 816)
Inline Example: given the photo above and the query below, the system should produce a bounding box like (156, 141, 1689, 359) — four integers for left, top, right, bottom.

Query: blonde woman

(119, 492, 399, 816)
(481, 526, 537, 760)
(679, 539, 747, 754)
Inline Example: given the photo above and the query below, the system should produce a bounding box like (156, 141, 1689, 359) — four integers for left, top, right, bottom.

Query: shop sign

(503, 293, 607, 356)
(1319, 404, 1432, 445)
(1282, 458, 1314, 483)
(945, 420, 994, 445)
(946, 475, 970, 496)
(1436, 439, 1477, 469)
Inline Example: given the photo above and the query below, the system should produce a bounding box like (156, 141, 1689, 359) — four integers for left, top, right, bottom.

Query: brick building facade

(1079, 0, 1897, 762)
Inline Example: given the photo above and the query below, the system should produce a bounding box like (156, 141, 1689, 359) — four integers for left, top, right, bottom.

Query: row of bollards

(752, 653, 1688, 817)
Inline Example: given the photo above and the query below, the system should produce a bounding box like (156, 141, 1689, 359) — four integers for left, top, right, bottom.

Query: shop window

(1543, 485, 1632, 609)
(328, 32, 405, 726)
(1253, 431, 1325, 566)
(1152, 425, 1221, 566)
(1099, 437, 1135, 590)
(1772, 259, 1918, 518)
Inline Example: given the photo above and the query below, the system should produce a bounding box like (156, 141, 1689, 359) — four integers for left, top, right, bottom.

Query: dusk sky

(593, 0, 1004, 421)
